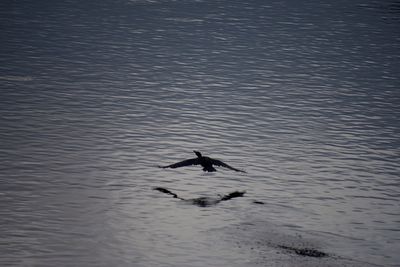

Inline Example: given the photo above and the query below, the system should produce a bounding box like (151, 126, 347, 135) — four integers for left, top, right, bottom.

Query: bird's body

(159, 151, 246, 173)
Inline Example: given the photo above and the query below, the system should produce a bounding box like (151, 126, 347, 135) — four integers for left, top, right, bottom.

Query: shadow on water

(154, 187, 332, 262)
(277, 245, 328, 258)
(153, 187, 245, 207)
(153, 187, 378, 266)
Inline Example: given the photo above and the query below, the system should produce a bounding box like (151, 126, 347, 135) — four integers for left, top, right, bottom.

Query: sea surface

(1, 0, 399, 266)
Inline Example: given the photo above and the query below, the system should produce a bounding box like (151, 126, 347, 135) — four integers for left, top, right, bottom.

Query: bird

(159, 150, 246, 172)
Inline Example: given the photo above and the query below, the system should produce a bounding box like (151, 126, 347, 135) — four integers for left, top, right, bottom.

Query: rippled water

(1, 0, 399, 266)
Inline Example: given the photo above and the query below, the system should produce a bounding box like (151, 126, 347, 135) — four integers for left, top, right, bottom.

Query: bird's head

(193, 150, 202, 158)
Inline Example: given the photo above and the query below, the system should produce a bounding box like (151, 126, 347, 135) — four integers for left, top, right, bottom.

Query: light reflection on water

(1, 0, 399, 266)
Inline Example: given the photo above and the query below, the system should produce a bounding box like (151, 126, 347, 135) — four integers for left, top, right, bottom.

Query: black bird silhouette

(159, 150, 246, 172)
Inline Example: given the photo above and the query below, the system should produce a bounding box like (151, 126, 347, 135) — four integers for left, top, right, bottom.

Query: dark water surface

(1, 0, 399, 266)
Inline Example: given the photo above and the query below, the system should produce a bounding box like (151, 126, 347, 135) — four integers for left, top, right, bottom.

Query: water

(1, 0, 399, 266)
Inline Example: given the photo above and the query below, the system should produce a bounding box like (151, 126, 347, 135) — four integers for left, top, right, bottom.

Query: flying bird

(159, 150, 246, 173)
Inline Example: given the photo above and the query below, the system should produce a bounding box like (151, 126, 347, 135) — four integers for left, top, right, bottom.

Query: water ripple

(1, 0, 399, 266)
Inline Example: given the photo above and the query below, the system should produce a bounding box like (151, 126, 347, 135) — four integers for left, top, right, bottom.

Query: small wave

(165, 17, 204, 23)
(0, 75, 33, 81)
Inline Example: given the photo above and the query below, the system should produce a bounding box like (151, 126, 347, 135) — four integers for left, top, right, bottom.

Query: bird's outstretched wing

(159, 158, 199, 169)
(211, 159, 246, 173)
